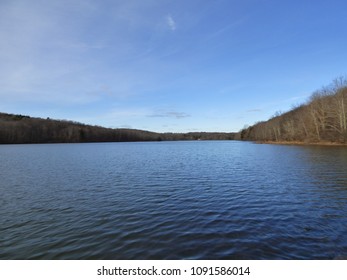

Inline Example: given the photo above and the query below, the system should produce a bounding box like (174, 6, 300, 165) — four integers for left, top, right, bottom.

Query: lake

(1, 141, 347, 259)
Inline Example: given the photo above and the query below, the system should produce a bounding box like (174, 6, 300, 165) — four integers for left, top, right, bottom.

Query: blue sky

(1, 0, 347, 132)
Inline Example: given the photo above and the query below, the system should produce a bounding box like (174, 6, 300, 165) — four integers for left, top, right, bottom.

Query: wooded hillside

(240, 77, 347, 144)
(0, 113, 236, 144)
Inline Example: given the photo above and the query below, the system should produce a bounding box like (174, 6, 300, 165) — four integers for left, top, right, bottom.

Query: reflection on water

(0, 141, 347, 259)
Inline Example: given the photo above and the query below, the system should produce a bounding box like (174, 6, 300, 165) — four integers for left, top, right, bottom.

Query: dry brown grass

(256, 140, 347, 146)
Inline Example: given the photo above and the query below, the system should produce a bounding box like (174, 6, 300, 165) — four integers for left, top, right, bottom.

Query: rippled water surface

(1, 141, 347, 259)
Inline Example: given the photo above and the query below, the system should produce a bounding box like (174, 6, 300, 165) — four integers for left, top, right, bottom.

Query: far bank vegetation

(0, 113, 236, 144)
(241, 77, 347, 144)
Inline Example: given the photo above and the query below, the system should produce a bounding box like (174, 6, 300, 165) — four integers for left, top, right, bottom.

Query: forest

(0, 113, 236, 144)
(3, 77, 346, 145)
(240, 77, 347, 144)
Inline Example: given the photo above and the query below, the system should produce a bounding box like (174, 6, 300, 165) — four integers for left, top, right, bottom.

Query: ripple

(1, 141, 347, 259)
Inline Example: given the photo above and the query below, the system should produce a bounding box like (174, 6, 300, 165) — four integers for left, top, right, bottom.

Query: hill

(240, 77, 347, 144)
(0, 113, 236, 144)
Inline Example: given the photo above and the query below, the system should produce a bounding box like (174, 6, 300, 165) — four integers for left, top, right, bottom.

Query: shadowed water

(1, 141, 347, 259)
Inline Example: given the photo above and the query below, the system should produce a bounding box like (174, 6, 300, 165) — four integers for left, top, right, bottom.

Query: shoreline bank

(256, 140, 347, 146)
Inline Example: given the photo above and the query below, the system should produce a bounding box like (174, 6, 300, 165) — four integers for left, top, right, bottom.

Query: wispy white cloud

(147, 110, 190, 119)
(166, 14, 176, 31)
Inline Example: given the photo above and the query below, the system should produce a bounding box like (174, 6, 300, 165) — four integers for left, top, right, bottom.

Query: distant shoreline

(0, 112, 238, 144)
(256, 140, 347, 146)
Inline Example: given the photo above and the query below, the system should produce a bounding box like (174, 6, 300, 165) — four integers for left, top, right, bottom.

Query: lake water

(1, 141, 347, 259)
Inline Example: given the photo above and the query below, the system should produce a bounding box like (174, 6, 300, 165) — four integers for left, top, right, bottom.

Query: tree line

(240, 77, 347, 143)
(0, 113, 236, 144)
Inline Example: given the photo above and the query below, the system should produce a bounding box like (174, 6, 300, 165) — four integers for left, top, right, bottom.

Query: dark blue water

(1, 141, 347, 259)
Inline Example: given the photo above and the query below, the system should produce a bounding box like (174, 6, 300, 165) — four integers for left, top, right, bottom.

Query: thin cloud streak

(1, 1, 346, 133)
(147, 111, 190, 119)
(166, 14, 176, 31)
(247, 109, 262, 113)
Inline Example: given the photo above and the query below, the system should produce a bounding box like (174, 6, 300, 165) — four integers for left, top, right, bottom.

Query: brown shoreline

(256, 140, 347, 146)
